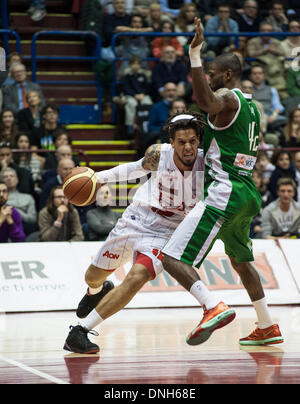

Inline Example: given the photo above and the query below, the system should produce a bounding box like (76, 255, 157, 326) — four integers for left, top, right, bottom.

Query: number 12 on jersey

(248, 121, 259, 152)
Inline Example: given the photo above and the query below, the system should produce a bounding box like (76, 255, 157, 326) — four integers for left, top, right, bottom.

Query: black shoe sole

(63, 342, 99, 354)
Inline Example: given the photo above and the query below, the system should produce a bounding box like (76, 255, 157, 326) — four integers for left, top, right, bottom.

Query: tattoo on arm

(142, 144, 161, 170)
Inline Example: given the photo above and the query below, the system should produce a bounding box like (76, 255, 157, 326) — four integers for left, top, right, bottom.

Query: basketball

(62, 166, 100, 206)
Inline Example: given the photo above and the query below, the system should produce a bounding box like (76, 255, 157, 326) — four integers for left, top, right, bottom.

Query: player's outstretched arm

(189, 18, 239, 115)
(96, 144, 161, 185)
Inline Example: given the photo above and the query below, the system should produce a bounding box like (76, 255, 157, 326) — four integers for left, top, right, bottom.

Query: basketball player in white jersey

(63, 112, 207, 354)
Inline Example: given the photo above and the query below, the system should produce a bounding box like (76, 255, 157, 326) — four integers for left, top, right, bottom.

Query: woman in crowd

(16, 90, 43, 145)
(268, 150, 298, 200)
(13, 132, 44, 194)
(175, 3, 201, 52)
(86, 184, 121, 241)
(35, 103, 65, 150)
(151, 20, 184, 58)
(280, 107, 300, 148)
(0, 109, 18, 144)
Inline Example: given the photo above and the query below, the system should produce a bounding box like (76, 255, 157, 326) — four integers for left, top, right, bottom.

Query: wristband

(54, 220, 63, 228)
(189, 43, 204, 68)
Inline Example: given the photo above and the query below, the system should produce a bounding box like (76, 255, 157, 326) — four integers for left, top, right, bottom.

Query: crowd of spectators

(0, 0, 300, 243)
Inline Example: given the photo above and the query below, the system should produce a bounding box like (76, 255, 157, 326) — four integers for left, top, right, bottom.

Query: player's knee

(85, 264, 108, 288)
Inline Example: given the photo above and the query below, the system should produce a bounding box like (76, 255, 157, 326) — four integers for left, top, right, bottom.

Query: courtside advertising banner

(0, 240, 299, 312)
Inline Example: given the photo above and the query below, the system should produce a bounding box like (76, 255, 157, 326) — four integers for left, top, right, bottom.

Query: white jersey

(133, 144, 204, 227)
(92, 144, 204, 277)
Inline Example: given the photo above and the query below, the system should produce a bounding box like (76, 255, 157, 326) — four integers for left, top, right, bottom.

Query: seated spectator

(122, 56, 153, 137)
(169, 98, 187, 116)
(39, 158, 75, 210)
(132, 0, 158, 19)
(152, 20, 184, 59)
(0, 108, 18, 144)
(146, 3, 172, 31)
(204, 4, 239, 56)
(250, 168, 274, 238)
(246, 22, 287, 98)
(2, 63, 45, 116)
(241, 79, 267, 134)
(146, 81, 177, 150)
(268, 150, 298, 200)
(151, 45, 188, 99)
(16, 90, 43, 145)
(1, 167, 38, 236)
(0, 181, 26, 242)
(13, 132, 44, 194)
(261, 177, 300, 239)
(39, 185, 84, 242)
(193, 0, 244, 24)
(235, 0, 263, 32)
(159, 0, 192, 19)
(86, 184, 121, 241)
(255, 150, 275, 186)
(280, 107, 300, 147)
(52, 129, 73, 148)
(99, 0, 132, 14)
(293, 150, 300, 199)
(281, 19, 300, 71)
(285, 66, 300, 98)
(0, 141, 35, 196)
(115, 14, 153, 72)
(102, 0, 132, 48)
(174, 3, 199, 53)
(249, 65, 286, 143)
(265, 1, 288, 33)
(0, 52, 22, 87)
(43, 144, 80, 180)
(33, 103, 65, 150)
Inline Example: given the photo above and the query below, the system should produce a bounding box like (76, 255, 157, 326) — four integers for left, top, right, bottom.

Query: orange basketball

(62, 166, 100, 206)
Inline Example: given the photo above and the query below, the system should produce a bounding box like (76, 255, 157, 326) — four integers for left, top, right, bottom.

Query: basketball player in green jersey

(162, 17, 284, 346)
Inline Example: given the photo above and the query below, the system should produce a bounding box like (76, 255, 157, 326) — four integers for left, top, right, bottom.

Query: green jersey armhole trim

(207, 89, 242, 131)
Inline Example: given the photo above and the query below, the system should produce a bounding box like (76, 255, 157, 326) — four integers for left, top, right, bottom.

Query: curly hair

(163, 111, 206, 141)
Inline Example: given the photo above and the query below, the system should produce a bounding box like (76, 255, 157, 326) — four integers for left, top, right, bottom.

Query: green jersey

(203, 88, 261, 216)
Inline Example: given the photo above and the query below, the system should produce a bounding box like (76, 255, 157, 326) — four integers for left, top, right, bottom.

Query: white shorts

(92, 203, 178, 279)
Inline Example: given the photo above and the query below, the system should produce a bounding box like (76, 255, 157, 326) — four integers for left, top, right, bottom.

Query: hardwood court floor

(0, 306, 299, 384)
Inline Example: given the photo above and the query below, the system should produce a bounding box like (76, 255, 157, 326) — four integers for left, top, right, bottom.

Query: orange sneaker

(239, 324, 284, 346)
(186, 302, 236, 346)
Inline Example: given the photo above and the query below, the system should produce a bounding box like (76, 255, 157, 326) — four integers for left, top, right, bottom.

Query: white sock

(252, 297, 273, 329)
(79, 309, 103, 330)
(88, 285, 103, 295)
(190, 280, 219, 310)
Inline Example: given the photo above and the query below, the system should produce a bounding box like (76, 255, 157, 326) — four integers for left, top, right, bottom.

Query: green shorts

(162, 200, 257, 267)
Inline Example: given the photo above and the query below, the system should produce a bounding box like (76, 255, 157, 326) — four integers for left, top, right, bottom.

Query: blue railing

(0, 29, 21, 56)
(31, 30, 102, 121)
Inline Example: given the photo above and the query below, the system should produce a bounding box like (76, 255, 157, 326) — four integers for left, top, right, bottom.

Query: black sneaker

(63, 325, 100, 354)
(76, 280, 114, 319)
